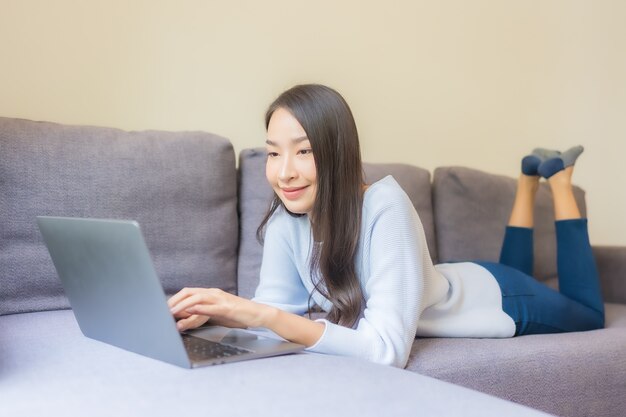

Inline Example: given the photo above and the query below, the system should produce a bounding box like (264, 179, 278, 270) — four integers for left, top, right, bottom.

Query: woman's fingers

(175, 314, 210, 331)
(181, 302, 221, 317)
(168, 288, 213, 312)
(169, 291, 216, 315)
(168, 288, 262, 329)
(172, 309, 191, 319)
(167, 287, 198, 309)
(168, 288, 226, 331)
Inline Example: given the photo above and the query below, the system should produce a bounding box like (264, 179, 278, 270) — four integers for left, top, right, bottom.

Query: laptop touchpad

(190, 327, 285, 351)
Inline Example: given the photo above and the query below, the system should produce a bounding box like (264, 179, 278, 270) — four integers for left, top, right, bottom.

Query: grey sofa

(1, 117, 624, 417)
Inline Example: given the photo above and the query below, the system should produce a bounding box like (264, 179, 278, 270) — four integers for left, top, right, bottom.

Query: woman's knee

(580, 309, 605, 331)
(591, 310, 605, 330)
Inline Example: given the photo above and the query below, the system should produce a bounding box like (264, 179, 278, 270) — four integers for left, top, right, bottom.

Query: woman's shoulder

(364, 175, 413, 211)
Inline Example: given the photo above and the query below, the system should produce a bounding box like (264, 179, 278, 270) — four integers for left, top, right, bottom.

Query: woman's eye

(267, 151, 279, 158)
(298, 148, 313, 155)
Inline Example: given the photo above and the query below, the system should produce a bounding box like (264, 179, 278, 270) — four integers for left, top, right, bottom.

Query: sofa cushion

(0, 117, 238, 315)
(406, 303, 626, 417)
(0, 309, 550, 417)
(237, 148, 437, 299)
(433, 166, 586, 280)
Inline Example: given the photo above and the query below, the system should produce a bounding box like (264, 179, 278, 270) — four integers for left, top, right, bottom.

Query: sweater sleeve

(305, 190, 430, 368)
(251, 211, 311, 315)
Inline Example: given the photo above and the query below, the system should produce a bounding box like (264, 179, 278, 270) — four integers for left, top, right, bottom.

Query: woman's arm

(304, 181, 431, 367)
(168, 289, 324, 346)
(170, 181, 431, 367)
(263, 306, 325, 346)
(169, 206, 324, 345)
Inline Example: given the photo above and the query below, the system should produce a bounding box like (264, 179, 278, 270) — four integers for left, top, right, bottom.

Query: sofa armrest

(593, 245, 626, 304)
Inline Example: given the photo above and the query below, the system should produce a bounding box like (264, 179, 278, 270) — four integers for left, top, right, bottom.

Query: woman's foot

(548, 165, 574, 187)
(521, 148, 560, 176)
(538, 146, 584, 179)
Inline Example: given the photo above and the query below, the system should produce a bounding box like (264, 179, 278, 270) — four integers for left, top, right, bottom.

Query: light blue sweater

(253, 176, 515, 368)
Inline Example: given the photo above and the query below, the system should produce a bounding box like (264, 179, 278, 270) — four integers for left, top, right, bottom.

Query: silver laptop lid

(37, 216, 191, 368)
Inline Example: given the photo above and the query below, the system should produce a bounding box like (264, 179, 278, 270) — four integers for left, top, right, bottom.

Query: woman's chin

(281, 202, 312, 215)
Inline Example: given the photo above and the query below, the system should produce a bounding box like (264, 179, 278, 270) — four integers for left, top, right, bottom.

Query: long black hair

(257, 84, 365, 328)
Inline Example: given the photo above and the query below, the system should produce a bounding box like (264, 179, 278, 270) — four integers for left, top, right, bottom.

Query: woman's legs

(548, 166, 580, 220)
(507, 174, 540, 228)
(490, 148, 604, 335)
(476, 260, 604, 335)
(548, 167, 605, 319)
(498, 147, 560, 275)
(498, 174, 538, 276)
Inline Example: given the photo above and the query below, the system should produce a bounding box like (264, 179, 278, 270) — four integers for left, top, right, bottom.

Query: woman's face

(266, 107, 317, 215)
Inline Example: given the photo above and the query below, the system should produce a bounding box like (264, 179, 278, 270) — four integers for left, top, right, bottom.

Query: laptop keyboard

(182, 334, 252, 362)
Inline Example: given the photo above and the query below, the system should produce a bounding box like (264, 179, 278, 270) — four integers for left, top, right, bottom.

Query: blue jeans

(475, 219, 605, 336)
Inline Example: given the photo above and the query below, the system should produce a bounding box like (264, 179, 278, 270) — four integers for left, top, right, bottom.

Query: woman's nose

(278, 156, 297, 181)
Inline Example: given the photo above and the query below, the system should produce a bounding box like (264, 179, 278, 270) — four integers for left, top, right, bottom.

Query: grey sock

(559, 145, 584, 167)
(537, 145, 585, 178)
(532, 148, 560, 160)
(521, 148, 561, 175)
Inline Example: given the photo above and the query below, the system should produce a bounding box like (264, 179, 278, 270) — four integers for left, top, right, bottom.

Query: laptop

(37, 216, 304, 368)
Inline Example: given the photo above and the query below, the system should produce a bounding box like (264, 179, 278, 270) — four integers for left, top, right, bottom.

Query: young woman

(168, 84, 605, 368)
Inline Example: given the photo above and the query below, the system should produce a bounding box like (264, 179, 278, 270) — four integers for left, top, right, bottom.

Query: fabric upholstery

(433, 166, 586, 281)
(0, 117, 239, 315)
(593, 245, 626, 304)
(407, 303, 626, 417)
(0, 310, 549, 417)
(236, 148, 276, 299)
(236, 147, 437, 299)
(3, 118, 625, 417)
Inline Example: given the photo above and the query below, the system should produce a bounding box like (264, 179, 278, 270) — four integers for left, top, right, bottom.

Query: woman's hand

(168, 287, 325, 348)
(167, 304, 211, 332)
(167, 288, 276, 332)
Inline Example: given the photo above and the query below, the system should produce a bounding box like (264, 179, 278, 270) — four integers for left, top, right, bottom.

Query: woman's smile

(281, 185, 310, 200)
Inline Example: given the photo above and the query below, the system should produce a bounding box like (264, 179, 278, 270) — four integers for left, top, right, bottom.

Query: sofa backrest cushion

(237, 147, 437, 299)
(0, 117, 239, 315)
(432, 166, 586, 281)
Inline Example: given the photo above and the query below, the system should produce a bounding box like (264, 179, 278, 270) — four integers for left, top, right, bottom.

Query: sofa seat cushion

(406, 303, 626, 417)
(0, 310, 548, 417)
(433, 166, 586, 281)
(237, 148, 437, 299)
(0, 117, 239, 315)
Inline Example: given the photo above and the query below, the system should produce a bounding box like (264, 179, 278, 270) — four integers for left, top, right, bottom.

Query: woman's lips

(281, 186, 308, 200)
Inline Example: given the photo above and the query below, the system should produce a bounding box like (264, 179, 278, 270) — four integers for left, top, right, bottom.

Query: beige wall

(1, 1, 625, 245)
